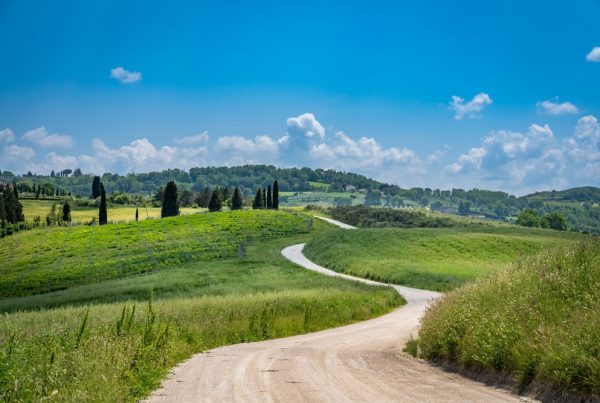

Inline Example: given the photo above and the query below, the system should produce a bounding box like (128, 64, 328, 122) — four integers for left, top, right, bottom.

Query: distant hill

(2, 165, 599, 234)
(523, 186, 600, 203)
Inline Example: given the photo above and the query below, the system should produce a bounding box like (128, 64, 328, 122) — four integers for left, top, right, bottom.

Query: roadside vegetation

(413, 240, 600, 399)
(303, 226, 584, 291)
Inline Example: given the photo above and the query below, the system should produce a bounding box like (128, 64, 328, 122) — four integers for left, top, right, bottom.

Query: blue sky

(1, 0, 599, 194)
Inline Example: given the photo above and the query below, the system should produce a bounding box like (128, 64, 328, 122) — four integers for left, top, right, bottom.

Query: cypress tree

(161, 181, 180, 217)
(252, 188, 262, 209)
(62, 202, 71, 222)
(92, 176, 101, 199)
(99, 185, 107, 225)
(272, 180, 279, 210)
(208, 189, 222, 212)
(0, 193, 5, 223)
(3, 188, 16, 223)
(135, 207, 139, 221)
(231, 187, 243, 210)
(262, 188, 267, 209)
(266, 185, 273, 209)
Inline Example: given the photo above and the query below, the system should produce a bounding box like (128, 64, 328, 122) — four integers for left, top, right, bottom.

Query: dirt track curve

(145, 217, 525, 402)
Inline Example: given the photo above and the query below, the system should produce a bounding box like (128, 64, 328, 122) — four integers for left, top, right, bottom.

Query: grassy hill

(303, 226, 585, 291)
(414, 240, 600, 399)
(0, 209, 312, 298)
(0, 210, 402, 401)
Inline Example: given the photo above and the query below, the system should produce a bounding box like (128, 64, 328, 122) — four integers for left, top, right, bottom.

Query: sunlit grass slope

(415, 240, 600, 399)
(0, 210, 310, 298)
(303, 226, 584, 291)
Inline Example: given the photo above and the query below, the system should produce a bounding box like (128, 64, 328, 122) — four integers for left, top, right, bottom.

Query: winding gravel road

(145, 217, 524, 402)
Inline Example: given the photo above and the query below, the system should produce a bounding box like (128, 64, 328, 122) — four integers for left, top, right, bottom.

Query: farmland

(303, 226, 586, 291)
(20, 199, 199, 224)
(0, 210, 402, 401)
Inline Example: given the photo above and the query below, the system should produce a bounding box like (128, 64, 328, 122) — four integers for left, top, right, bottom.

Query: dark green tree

(161, 181, 180, 217)
(62, 202, 71, 222)
(516, 209, 539, 228)
(231, 187, 243, 210)
(541, 212, 567, 231)
(99, 185, 108, 225)
(208, 189, 222, 212)
(262, 188, 267, 209)
(252, 188, 263, 209)
(135, 207, 139, 222)
(196, 187, 211, 208)
(266, 185, 273, 209)
(272, 180, 279, 209)
(92, 176, 101, 199)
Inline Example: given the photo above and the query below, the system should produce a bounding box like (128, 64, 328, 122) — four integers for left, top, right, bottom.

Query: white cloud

(0, 128, 15, 143)
(216, 135, 288, 154)
(536, 99, 579, 115)
(5, 145, 35, 161)
(586, 46, 600, 62)
(286, 113, 325, 140)
(174, 131, 209, 145)
(311, 131, 420, 169)
(448, 92, 493, 120)
(110, 66, 142, 84)
(573, 115, 600, 145)
(22, 127, 74, 148)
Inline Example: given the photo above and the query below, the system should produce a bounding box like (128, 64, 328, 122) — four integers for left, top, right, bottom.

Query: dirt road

(146, 222, 524, 401)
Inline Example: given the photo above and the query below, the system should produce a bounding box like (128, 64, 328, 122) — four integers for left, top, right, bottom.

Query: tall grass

(415, 240, 600, 399)
(0, 288, 400, 402)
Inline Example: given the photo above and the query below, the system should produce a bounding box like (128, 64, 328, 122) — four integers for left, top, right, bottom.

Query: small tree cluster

(516, 209, 567, 231)
(252, 180, 279, 210)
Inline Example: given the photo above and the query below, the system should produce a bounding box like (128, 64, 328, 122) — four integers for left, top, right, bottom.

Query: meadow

(20, 199, 199, 223)
(414, 240, 600, 398)
(0, 213, 403, 401)
(0, 209, 310, 298)
(303, 226, 585, 291)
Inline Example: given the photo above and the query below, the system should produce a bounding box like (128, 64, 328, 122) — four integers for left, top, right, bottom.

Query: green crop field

(303, 226, 586, 291)
(20, 199, 200, 223)
(414, 240, 600, 398)
(0, 211, 403, 401)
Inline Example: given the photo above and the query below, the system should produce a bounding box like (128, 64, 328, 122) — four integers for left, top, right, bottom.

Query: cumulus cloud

(286, 113, 325, 140)
(445, 118, 600, 192)
(448, 93, 492, 120)
(536, 99, 579, 115)
(174, 132, 209, 145)
(110, 67, 142, 84)
(311, 131, 420, 169)
(22, 127, 74, 148)
(5, 145, 35, 161)
(0, 128, 15, 143)
(216, 135, 288, 154)
(586, 47, 600, 62)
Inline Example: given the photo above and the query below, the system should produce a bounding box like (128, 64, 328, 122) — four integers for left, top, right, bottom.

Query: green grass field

(414, 240, 600, 398)
(303, 226, 585, 291)
(0, 211, 403, 401)
(0, 209, 312, 298)
(20, 199, 199, 223)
